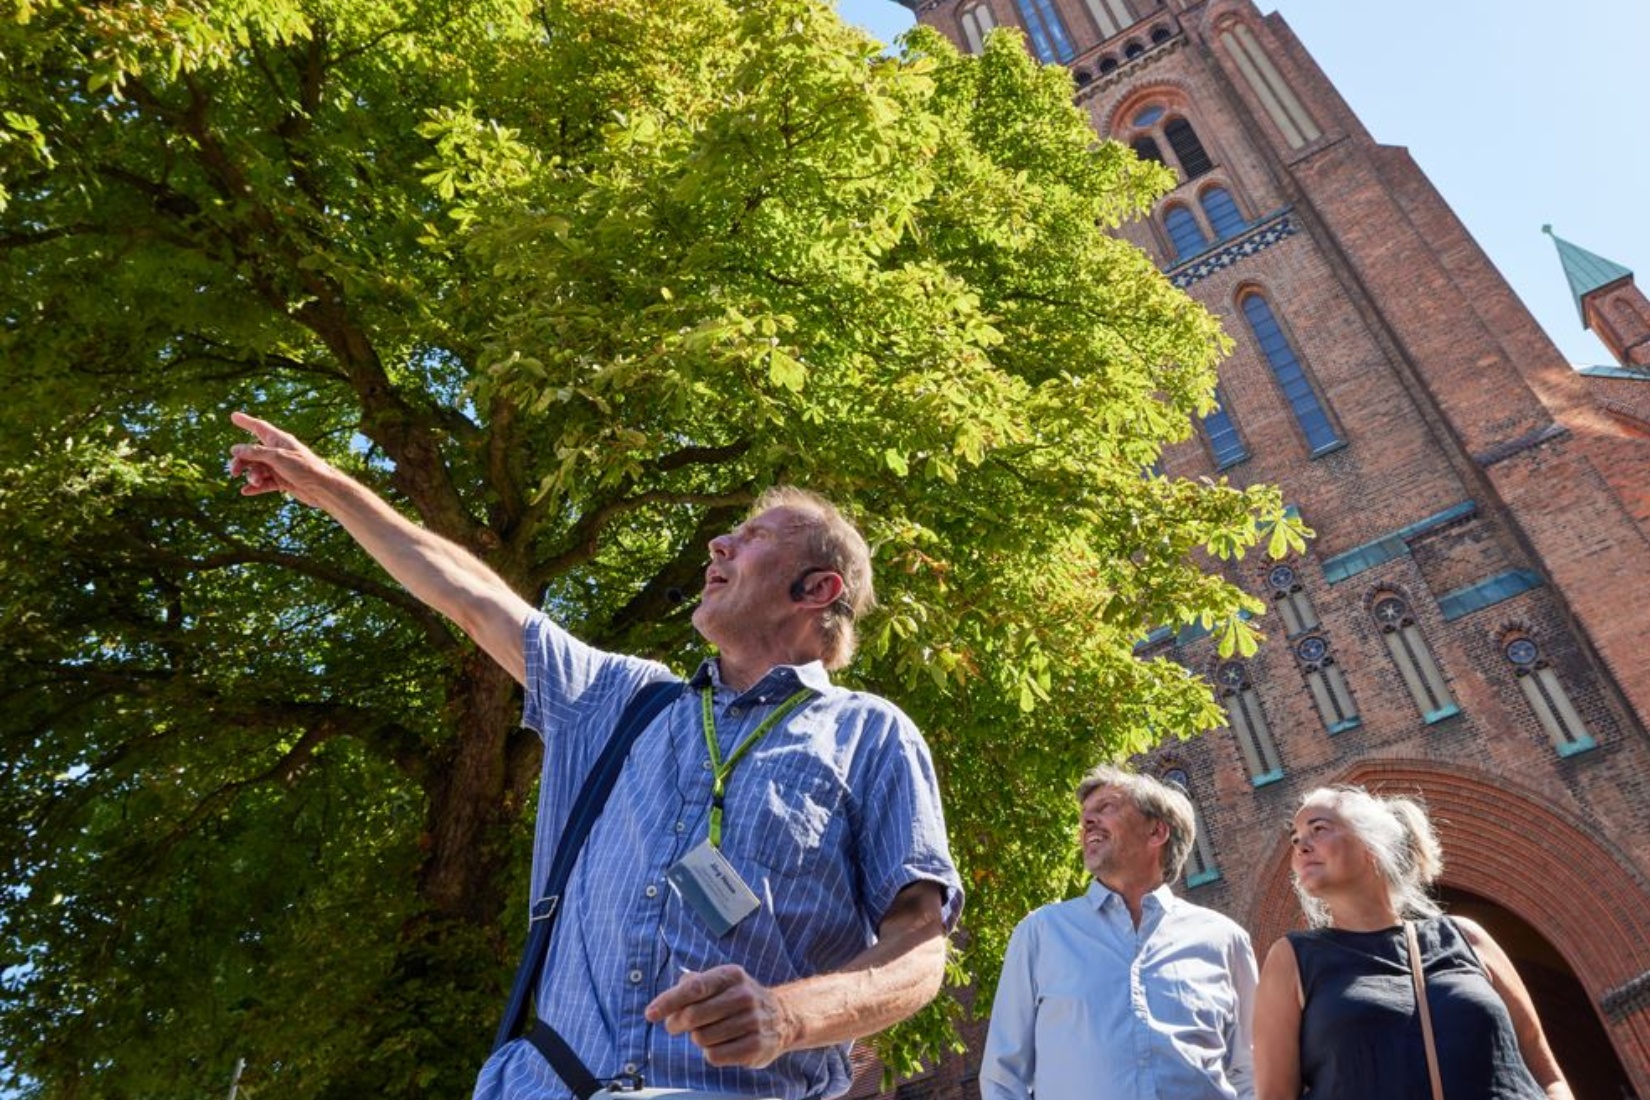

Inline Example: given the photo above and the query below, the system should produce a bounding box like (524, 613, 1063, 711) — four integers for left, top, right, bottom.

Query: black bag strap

(492, 679, 683, 1066)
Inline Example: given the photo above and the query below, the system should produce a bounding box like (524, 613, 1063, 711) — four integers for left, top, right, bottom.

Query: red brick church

(864, 1, 1650, 1097)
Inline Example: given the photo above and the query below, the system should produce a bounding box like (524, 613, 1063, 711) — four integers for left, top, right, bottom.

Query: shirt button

(675, 821, 686, 833)
(701, 760, 712, 771)
(623, 1063, 639, 1076)
(645, 884, 658, 898)
(628, 969, 643, 984)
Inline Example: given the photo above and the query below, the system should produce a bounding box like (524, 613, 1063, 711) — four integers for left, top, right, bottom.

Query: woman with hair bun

(1253, 786, 1572, 1100)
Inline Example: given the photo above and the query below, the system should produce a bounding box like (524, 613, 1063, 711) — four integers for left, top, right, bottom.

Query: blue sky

(835, 0, 1650, 368)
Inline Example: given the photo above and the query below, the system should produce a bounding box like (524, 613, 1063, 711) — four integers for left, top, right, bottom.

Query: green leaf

(767, 347, 806, 392)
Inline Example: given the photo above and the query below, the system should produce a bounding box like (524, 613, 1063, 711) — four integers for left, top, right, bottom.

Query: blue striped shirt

(473, 612, 963, 1100)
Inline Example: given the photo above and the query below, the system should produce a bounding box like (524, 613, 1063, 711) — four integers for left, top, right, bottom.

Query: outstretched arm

(228, 411, 534, 684)
(643, 881, 948, 1068)
(1454, 917, 1574, 1100)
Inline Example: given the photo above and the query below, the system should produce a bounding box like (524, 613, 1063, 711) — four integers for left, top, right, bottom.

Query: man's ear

(795, 569, 845, 610)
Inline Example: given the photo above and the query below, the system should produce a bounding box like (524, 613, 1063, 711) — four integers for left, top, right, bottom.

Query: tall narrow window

(958, 3, 997, 54)
(1014, 0, 1076, 63)
(1215, 661, 1284, 785)
(1162, 768, 1220, 887)
(1164, 206, 1208, 260)
(1504, 637, 1595, 756)
(1264, 562, 1317, 635)
(1372, 595, 1457, 723)
(1084, 0, 1133, 39)
(1241, 294, 1343, 454)
(1203, 388, 1248, 468)
(1295, 634, 1360, 734)
(1164, 118, 1213, 178)
(1201, 186, 1246, 239)
(1219, 24, 1321, 150)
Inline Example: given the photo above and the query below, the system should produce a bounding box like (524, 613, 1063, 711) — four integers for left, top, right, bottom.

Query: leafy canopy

(0, 0, 1306, 1095)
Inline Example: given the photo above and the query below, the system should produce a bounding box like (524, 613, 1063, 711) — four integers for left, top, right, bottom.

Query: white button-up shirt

(981, 880, 1256, 1100)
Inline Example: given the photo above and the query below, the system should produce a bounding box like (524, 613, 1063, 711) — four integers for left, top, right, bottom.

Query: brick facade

(884, 0, 1650, 1096)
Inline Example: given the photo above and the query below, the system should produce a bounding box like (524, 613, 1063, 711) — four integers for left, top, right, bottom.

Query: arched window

(1200, 185, 1246, 239)
(1162, 767, 1220, 887)
(1164, 205, 1208, 260)
(958, 3, 998, 54)
(1203, 387, 1248, 468)
(1264, 562, 1317, 635)
(1150, 25, 1173, 45)
(1372, 594, 1457, 723)
(1164, 117, 1213, 178)
(1084, 0, 1134, 40)
(1504, 636, 1595, 756)
(1131, 136, 1165, 166)
(1241, 294, 1343, 455)
(1014, 0, 1076, 63)
(1215, 660, 1284, 785)
(1294, 633, 1360, 735)
(1123, 40, 1145, 59)
(1099, 56, 1119, 74)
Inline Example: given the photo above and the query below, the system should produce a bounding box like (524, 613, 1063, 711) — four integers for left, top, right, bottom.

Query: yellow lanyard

(699, 686, 814, 848)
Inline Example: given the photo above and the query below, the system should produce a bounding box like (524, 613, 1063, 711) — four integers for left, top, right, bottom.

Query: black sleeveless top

(1288, 916, 1545, 1099)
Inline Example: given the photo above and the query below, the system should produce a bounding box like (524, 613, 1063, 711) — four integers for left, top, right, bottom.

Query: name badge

(665, 839, 760, 937)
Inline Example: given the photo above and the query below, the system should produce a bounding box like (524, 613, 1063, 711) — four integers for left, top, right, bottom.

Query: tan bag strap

(1406, 920, 1445, 1100)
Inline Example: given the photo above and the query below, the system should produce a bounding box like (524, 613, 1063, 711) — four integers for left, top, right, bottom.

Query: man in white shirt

(981, 764, 1256, 1100)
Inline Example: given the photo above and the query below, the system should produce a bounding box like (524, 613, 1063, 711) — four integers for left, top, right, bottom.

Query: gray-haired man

(981, 765, 1256, 1100)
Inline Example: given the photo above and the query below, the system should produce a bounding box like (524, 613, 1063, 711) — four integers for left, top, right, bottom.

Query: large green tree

(0, 0, 1304, 1095)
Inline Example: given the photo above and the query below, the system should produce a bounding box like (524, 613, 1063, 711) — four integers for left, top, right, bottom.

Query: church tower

(882, 2, 1650, 1096)
(1549, 225, 1650, 371)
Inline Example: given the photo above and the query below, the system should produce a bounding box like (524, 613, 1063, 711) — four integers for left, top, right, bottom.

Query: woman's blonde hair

(1294, 785, 1444, 928)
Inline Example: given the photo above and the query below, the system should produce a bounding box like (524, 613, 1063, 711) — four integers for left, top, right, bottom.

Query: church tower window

(1202, 387, 1249, 469)
(1241, 293, 1344, 455)
(1164, 118, 1213, 179)
(1200, 185, 1246, 239)
(1372, 594, 1458, 723)
(1131, 136, 1165, 167)
(1295, 633, 1360, 734)
(1265, 562, 1318, 635)
(1215, 660, 1284, 786)
(1165, 205, 1208, 260)
(958, 3, 997, 54)
(1013, 0, 1076, 63)
(1504, 636, 1595, 756)
(1084, 0, 1134, 41)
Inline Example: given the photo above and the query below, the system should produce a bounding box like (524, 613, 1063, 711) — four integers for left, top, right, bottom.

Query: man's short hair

(750, 486, 875, 670)
(1075, 764, 1198, 882)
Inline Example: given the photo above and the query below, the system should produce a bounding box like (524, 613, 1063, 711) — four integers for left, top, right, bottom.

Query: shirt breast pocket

(723, 756, 846, 878)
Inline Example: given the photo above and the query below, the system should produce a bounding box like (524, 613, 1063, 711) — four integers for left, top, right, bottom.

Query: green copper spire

(1545, 224, 1634, 327)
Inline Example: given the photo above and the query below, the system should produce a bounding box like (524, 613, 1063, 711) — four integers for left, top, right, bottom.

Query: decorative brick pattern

(1170, 210, 1297, 288)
